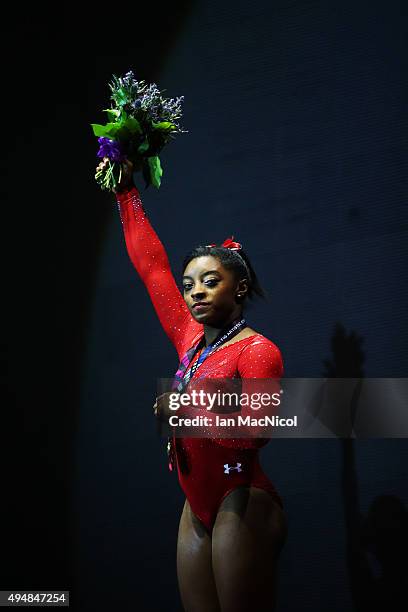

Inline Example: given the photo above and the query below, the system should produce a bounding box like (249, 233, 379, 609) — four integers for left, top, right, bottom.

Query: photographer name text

(168, 415, 298, 427)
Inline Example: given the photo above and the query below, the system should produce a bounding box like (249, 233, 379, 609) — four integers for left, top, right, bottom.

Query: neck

(203, 310, 243, 347)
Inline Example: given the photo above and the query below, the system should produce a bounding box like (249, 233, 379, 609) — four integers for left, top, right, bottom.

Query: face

(182, 256, 248, 326)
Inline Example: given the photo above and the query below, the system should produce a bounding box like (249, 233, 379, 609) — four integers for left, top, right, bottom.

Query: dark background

(3, 1, 408, 610)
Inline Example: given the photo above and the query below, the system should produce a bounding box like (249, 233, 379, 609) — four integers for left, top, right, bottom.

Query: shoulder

(237, 334, 283, 377)
(239, 333, 282, 356)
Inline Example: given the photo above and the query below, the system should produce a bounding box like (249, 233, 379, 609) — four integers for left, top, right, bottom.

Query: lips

(192, 302, 211, 310)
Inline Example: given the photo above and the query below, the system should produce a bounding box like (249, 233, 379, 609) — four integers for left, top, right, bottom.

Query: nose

(191, 283, 207, 300)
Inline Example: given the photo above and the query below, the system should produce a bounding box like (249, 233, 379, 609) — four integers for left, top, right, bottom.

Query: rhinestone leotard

(116, 186, 284, 532)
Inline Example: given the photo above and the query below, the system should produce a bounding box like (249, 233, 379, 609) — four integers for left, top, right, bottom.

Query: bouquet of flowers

(91, 71, 187, 191)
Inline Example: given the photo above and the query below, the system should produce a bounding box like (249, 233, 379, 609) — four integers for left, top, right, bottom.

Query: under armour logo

(224, 463, 243, 474)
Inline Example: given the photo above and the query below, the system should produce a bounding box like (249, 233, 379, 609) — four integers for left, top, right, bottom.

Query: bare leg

(212, 487, 287, 612)
(177, 499, 221, 612)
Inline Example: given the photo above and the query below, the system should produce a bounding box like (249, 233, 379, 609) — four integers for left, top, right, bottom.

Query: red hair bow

(206, 236, 242, 251)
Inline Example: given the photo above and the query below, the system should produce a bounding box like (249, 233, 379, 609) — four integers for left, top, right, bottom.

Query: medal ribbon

(167, 317, 247, 470)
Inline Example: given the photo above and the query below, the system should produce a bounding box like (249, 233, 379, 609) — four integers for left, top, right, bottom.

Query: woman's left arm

(212, 339, 284, 448)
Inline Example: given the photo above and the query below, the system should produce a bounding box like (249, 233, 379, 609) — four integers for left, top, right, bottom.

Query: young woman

(110, 158, 287, 612)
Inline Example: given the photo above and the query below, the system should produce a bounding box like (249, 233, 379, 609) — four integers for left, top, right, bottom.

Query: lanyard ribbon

(172, 317, 247, 392)
(167, 317, 247, 471)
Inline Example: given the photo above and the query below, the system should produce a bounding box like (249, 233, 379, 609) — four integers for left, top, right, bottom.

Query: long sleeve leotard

(116, 186, 284, 531)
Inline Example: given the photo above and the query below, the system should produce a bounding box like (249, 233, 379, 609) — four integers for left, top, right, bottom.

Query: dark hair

(181, 245, 267, 302)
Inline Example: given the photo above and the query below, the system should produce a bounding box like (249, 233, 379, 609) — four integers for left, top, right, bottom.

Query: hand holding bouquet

(91, 71, 187, 191)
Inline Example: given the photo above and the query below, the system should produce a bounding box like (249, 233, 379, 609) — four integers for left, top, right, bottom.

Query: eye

(183, 278, 219, 291)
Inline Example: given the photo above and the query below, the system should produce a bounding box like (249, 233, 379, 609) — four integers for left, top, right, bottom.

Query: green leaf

(137, 140, 150, 154)
(91, 122, 121, 138)
(105, 122, 122, 137)
(114, 87, 128, 106)
(103, 108, 120, 121)
(151, 121, 176, 131)
(91, 123, 109, 137)
(120, 115, 142, 134)
(147, 156, 163, 189)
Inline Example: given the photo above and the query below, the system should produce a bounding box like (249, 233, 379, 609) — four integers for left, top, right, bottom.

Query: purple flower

(96, 137, 125, 162)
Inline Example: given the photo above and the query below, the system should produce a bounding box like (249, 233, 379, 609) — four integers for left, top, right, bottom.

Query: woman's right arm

(115, 183, 201, 357)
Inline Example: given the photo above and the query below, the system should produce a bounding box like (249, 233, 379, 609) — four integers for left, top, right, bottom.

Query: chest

(188, 344, 243, 379)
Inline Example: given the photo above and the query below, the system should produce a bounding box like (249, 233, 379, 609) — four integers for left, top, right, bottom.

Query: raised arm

(115, 182, 202, 357)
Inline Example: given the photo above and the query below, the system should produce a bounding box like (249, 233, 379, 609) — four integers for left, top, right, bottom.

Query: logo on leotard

(224, 463, 243, 474)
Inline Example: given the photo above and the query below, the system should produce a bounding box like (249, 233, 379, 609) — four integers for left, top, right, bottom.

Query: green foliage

(147, 156, 163, 189)
(103, 108, 120, 121)
(137, 140, 150, 154)
(91, 114, 142, 140)
(92, 70, 186, 191)
(151, 121, 176, 131)
(91, 122, 119, 138)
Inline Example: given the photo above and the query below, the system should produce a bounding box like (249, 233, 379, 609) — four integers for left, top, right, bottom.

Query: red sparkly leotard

(116, 186, 284, 532)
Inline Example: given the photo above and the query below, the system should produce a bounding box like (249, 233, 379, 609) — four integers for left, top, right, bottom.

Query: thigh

(177, 499, 221, 612)
(212, 487, 287, 612)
